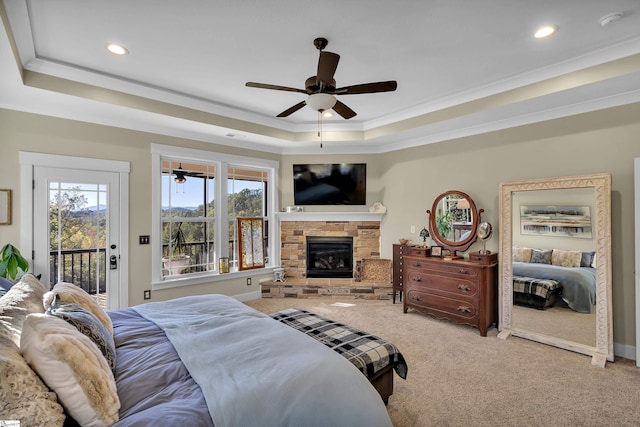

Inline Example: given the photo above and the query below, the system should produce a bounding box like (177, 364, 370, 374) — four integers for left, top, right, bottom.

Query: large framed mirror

(497, 174, 612, 367)
(427, 190, 481, 257)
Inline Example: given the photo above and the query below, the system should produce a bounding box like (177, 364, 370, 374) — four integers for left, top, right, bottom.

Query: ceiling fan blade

(334, 80, 397, 95)
(317, 51, 340, 87)
(277, 100, 307, 117)
(332, 100, 357, 119)
(246, 82, 306, 94)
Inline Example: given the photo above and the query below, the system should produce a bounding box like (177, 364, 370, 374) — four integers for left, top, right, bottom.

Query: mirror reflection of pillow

(512, 246, 532, 263)
(581, 251, 596, 267)
(20, 313, 120, 427)
(530, 249, 553, 264)
(552, 250, 582, 268)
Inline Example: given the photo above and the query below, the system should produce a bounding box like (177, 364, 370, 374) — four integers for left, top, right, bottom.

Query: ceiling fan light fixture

(307, 93, 337, 112)
(174, 163, 187, 184)
(322, 110, 333, 118)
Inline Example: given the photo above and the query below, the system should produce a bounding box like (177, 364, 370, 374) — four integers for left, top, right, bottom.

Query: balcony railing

(49, 248, 106, 294)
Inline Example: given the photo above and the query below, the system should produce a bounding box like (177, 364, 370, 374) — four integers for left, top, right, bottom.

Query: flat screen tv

(293, 163, 366, 205)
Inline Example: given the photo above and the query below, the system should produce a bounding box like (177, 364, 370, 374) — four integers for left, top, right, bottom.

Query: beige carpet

(245, 297, 640, 427)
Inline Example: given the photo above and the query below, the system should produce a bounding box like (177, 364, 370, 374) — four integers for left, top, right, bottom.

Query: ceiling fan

(172, 163, 203, 184)
(245, 37, 397, 119)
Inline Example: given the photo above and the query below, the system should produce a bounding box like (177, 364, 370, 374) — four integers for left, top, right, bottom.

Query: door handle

(110, 255, 118, 270)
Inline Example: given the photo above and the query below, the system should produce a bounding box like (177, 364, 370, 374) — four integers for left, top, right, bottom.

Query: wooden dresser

(402, 255, 497, 336)
(392, 244, 429, 304)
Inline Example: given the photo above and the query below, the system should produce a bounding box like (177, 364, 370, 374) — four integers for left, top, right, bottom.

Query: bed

(512, 262, 596, 313)
(1, 275, 394, 427)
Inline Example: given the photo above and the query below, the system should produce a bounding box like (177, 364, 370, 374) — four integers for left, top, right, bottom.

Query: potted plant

(436, 210, 453, 241)
(162, 223, 191, 275)
(0, 243, 29, 282)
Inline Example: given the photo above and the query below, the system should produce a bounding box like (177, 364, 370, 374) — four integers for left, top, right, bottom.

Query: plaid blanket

(513, 275, 562, 300)
(270, 308, 407, 380)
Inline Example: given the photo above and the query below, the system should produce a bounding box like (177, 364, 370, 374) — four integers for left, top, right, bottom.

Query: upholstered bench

(513, 275, 563, 309)
(270, 308, 407, 404)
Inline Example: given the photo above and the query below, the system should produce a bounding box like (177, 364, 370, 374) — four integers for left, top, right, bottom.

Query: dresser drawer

(405, 289, 478, 320)
(404, 258, 479, 279)
(405, 270, 478, 297)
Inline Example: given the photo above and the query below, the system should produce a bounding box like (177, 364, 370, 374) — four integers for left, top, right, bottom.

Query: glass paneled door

(33, 167, 122, 309)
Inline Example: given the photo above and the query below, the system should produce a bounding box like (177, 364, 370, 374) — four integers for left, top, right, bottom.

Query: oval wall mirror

(427, 190, 482, 256)
(497, 173, 613, 367)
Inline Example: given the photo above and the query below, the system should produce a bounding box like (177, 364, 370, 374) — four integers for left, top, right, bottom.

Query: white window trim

(150, 143, 279, 290)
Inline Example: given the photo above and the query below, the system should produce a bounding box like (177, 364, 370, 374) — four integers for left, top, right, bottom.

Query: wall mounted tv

(293, 163, 366, 205)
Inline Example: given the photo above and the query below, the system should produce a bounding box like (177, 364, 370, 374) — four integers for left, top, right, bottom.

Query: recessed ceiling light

(534, 25, 558, 39)
(106, 43, 128, 56)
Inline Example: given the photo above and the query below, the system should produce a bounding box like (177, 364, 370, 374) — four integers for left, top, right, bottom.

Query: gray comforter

(512, 262, 596, 313)
(109, 294, 392, 427)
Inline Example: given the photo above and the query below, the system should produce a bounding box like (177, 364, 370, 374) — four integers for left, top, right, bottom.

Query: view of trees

(48, 186, 107, 292)
(49, 182, 265, 281)
(162, 186, 265, 272)
(49, 187, 106, 251)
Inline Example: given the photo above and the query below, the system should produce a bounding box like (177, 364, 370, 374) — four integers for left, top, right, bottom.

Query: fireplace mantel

(276, 212, 385, 222)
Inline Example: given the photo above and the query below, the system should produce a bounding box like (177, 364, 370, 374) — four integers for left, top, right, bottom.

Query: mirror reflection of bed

(511, 187, 597, 348)
(499, 175, 613, 367)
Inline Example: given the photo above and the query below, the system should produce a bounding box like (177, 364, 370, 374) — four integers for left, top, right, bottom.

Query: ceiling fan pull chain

(318, 111, 323, 148)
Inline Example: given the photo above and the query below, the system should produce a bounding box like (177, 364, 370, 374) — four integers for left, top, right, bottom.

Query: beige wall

(282, 102, 640, 349)
(2, 102, 640, 349)
(0, 109, 278, 306)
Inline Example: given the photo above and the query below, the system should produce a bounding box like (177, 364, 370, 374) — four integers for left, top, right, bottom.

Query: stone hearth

(260, 278, 392, 300)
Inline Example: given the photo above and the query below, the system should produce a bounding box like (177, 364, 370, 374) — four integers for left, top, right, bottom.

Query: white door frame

(635, 157, 640, 366)
(19, 152, 130, 308)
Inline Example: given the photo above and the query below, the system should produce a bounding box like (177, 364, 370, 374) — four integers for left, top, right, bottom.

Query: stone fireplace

(278, 213, 382, 279)
(306, 236, 353, 278)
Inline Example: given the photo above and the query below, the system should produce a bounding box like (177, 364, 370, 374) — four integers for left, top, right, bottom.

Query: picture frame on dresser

(430, 246, 442, 257)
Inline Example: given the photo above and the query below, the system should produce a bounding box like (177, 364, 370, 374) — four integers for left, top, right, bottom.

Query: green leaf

(0, 257, 9, 278)
(17, 255, 29, 272)
(7, 257, 17, 280)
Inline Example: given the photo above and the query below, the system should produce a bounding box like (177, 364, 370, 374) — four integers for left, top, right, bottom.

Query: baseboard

(614, 341, 636, 361)
(233, 290, 262, 302)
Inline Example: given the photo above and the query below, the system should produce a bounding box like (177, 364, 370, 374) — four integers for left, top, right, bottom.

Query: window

(151, 144, 278, 289)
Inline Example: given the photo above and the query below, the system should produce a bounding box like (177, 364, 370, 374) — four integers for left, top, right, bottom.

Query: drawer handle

(412, 262, 421, 267)
(412, 277, 422, 282)
(411, 295, 421, 301)
(457, 284, 470, 292)
(457, 306, 472, 313)
(458, 268, 469, 274)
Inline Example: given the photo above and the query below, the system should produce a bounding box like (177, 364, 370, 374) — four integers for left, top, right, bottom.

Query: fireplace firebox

(306, 236, 353, 278)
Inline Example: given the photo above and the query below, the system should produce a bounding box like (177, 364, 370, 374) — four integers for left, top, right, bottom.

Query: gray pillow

(581, 251, 596, 268)
(530, 249, 552, 264)
(0, 276, 14, 297)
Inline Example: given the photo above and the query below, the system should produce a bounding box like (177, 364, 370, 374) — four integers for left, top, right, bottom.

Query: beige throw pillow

(20, 314, 120, 427)
(0, 273, 48, 346)
(551, 249, 582, 268)
(512, 246, 532, 263)
(0, 334, 65, 427)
